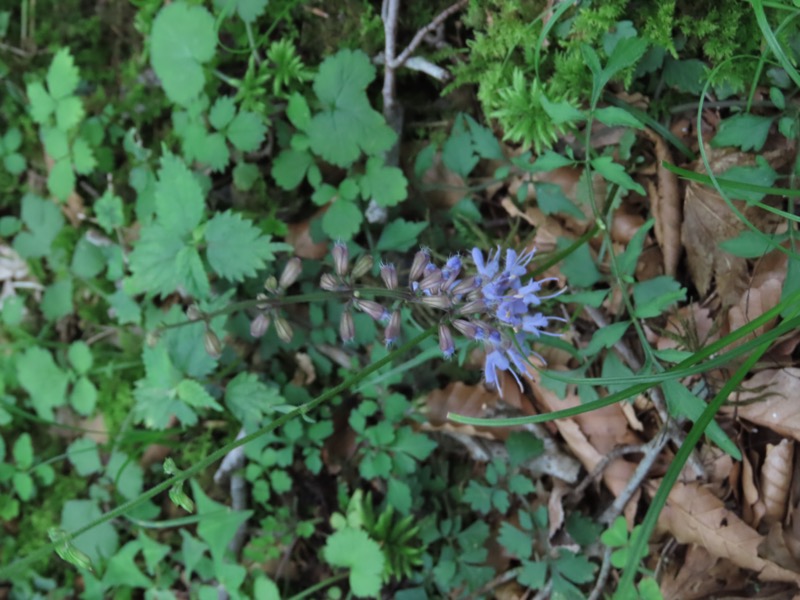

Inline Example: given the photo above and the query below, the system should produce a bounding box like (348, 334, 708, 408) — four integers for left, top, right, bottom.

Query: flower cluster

(316, 243, 565, 397)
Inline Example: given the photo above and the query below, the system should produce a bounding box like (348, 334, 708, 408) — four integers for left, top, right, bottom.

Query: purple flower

(484, 349, 509, 389)
(472, 247, 501, 279)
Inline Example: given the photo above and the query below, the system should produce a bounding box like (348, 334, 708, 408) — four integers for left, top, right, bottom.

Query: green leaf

(73, 138, 96, 178)
(712, 114, 774, 152)
(150, 2, 216, 105)
(55, 96, 85, 131)
(323, 528, 385, 598)
(107, 289, 141, 325)
(225, 372, 283, 428)
(13, 433, 34, 469)
(387, 478, 412, 514)
(106, 451, 144, 500)
(204, 210, 277, 281)
(553, 549, 596, 584)
(42, 127, 70, 159)
(557, 237, 602, 288)
(719, 230, 785, 258)
(133, 342, 196, 429)
(535, 182, 584, 218)
(232, 162, 260, 191)
(191, 480, 253, 563)
(14, 193, 64, 258)
(3, 153, 26, 175)
(662, 380, 741, 459)
(47, 48, 80, 100)
(781, 252, 800, 319)
(663, 57, 708, 94)
(498, 522, 533, 559)
(600, 516, 628, 547)
(67, 438, 102, 476)
(308, 49, 395, 166)
(594, 106, 643, 129)
(70, 377, 98, 416)
(590, 156, 645, 195)
(13, 473, 34, 501)
(529, 150, 575, 172)
(155, 152, 205, 236)
(27, 82, 56, 123)
(127, 224, 189, 297)
(175, 246, 210, 298)
(214, 0, 268, 23)
(68, 341, 93, 374)
(48, 158, 75, 200)
(41, 278, 74, 320)
(505, 431, 544, 467)
(442, 131, 478, 177)
(322, 199, 362, 241)
(197, 131, 230, 171)
(226, 111, 266, 152)
(94, 189, 124, 233)
(719, 158, 777, 204)
(360, 157, 408, 207)
(616, 218, 653, 277)
(541, 96, 585, 125)
(102, 541, 151, 589)
(581, 320, 630, 357)
(272, 149, 313, 190)
(61, 500, 119, 564)
(465, 114, 504, 159)
(71, 235, 106, 279)
(376, 219, 428, 252)
(463, 481, 492, 514)
(287, 93, 312, 131)
(209, 96, 236, 130)
(519, 560, 547, 588)
(176, 379, 223, 411)
(604, 36, 649, 81)
(632, 275, 685, 318)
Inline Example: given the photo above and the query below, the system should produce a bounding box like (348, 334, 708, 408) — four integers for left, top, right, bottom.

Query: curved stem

(0, 325, 437, 580)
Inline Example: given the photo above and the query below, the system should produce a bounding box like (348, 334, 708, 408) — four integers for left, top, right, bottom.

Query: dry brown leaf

(611, 207, 646, 244)
(659, 544, 749, 600)
(724, 369, 800, 441)
(742, 451, 767, 529)
(419, 151, 467, 208)
(291, 352, 316, 386)
(658, 480, 800, 584)
(657, 302, 718, 352)
(727, 279, 783, 350)
(762, 439, 795, 526)
(760, 521, 800, 573)
(500, 196, 537, 227)
(644, 130, 681, 276)
(286, 210, 328, 259)
(548, 479, 569, 538)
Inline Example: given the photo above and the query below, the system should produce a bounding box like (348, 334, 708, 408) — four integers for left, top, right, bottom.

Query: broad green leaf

(13, 433, 34, 469)
(101, 541, 151, 589)
(133, 342, 197, 429)
(68, 341, 93, 374)
(591, 156, 645, 195)
(322, 199, 362, 241)
(13, 193, 64, 258)
(712, 114, 774, 152)
(55, 96, 84, 131)
(213, 0, 268, 23)
(150, 2, 216, 105)
(505, 431, 544, 467)
(604, 36, 649, 81)
(581, 321, 630, 357)
(541, 96, 585, 125)
(175, 245, 210, 299)
(323, 528, 384, 598)
(226, 110, 266, 152)
(594, 106, 643, 129)
(48, 157, 75, 200)
(155, 152, 205, 236)
(719, 230, 785, 258)
(557, 237, 601, 288)
(127, 224, 188, 297)
(632, 275, 685, 318)
(70, 376, 98, 416)
(616, 218, 653, 277)
(225, 372, 283, 428)
(13, 473, 34, 500)
(465, 114, 504, 159)
(287, 93, 311, 131)
(176, 379, 223, 411)
(60, 500, 119, 564)
(387, 478, 411, 514)
(67, 438, 102, 476)
(498, 522, 533, 559)
(376, 219, 428, 252)
(360, 157, 408, 207)
(41, 278, 74, 320)
(106, 451, 144, 500)
(42, 127, 70, 159)
(71, 235, 106, 279)
(718, 158, 777, 203)
(209, 96, 236, 130)
(442, 131, 478, 177)
(663, 57, 708, 94)
(197, 131, 230, 171)
(191, 480, 253, 563)
(27, 82, 56, 123)
(94, 189, 124, 233)
(535, 182, 584, 218)
(204, 210, 277, 281)
(47, 48, 80, 100)
(271, 149, 313, 190)
(529, 150, 575, 172)
(3, 153, 26, 175)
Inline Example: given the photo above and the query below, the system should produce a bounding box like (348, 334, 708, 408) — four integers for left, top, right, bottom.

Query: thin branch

(390, 0, 468, 70)
(569, 444, 645, 500)
(587, 546, 614, 600)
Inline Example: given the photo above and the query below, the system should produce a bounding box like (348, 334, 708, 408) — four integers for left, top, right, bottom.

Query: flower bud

(453, 318, 480, 339)
(320, 273, 340, 291)
(380, 263, 398, 290)
(264, 275, 279, 294)
(279, 257, 302, 290)
(274, 316, 294, 343)
(419, 268, 443, 293)
(456, 298, 487, 315)
(250, 313, 271, 338)
(332, 242, 349, 277)
(384, 310, 401, 346)
(204, 329, 223, 359)
(439, 324, 455, 359)
(419, 294, 452, 310)
(355, 299, 389, 322)
(351, 254, 374, 279)
(339, 311, 355, 343)
(450, 276, 480, 296)
(409, 249, 430, 282)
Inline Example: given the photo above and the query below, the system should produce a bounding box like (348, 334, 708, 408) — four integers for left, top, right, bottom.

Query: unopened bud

(451, 276, 480, 296)
(332, 242, 349, 277)
(339, 311, 355, 343)
(204, 329, 223, 359)
(356, 299, 389, 322)
(274, 316, 294, 343)
(264, 275, 279, 294)
(409, 249, 429, 281)
(453, 318, 480, 339)
(279, 257, 302, 290)
(384, 311, 401, 346)
(250, 313, 271, 338)
(351, 254, 374, 279)
(320, 273, 340, 291)
(419, 268, 443, 293)
(456, 298, 487, 315)
(439, 324, 455, 359)
(419, 294, 452, 310)
(186, 305, 203, 321)
(380, 263, 398, 290)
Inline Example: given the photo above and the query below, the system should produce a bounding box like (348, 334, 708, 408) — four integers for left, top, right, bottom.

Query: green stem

(0, 326, 437, 580)
(286, 572, 349, 600)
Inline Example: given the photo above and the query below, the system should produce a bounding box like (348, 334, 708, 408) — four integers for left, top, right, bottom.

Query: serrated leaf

(55, 96, 84, 131)
(323, 528, 384, 598)
(155, 152, 205, 235)
(209, 96, 236, 130)
(47, 48, 80, 100)
(465, 114, 504, 159)
(360, 157, 407, 206)
(67, 438, 102, 476)
(204, 210, 277, 281)
(197, 131, 230, 171)
(271, 149, 313, 190)
(71, 136, 96, 174)
(376, 219, 428, 252)
(176, 379, 223, 411)
(287, 93, 311, 131)
(27, 82, 56, 123)
(590, 156, 645, 195)
(535, 182, 584, 218)
(48, 157, 75, 201)
(225, 372, 283, 428)
(150, 2, 216, 105)
(127, 224, 189, 297)
(17, 347, 69, 420)
(94, 189, 124, 233)
(14, 193, 64, 258)
(42, 127, 69, 160)
(712, 114, 774, 152)
(133, 342, 196, 429)
(322, 199, 362, 241)
(498, 522, 533, 559)
(214, 0, 268, 23)
(175, 245, 210, 298)
(226, 110, 266, 152)
(594, 106, 643, 129)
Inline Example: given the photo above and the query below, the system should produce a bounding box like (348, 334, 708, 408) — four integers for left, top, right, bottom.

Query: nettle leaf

(94, 189, 125, 233)
(175, 245, 210, 298)
(48, 158, 75, 201)
(204, 211, 281, 281)
(322, 199, 362, 241)
(155, 152, 205, 236)
(591, 156, 645, 195)
(712, 114, 774, 152)
(272, 149, 313, 190)
(14, 193, 65, 258)
(376, 219, 428, 252)
(323, 528, 384, 598)
(535, 182, 584, 218)
(27, 82, 56, 124)
(133, 342, 197, 429)
(226, 111, 266, 152)
(176, 379, 223, 411)
(55, 96, 84, 131)
(71, 136, 96, 174)
(197, 131, 230, 172)
(308, 49, 395, 167)
(150, 2, 216, 105)
(225, 372, 283, 428)
(127, 225, 192, 297)
(632, 275, 685, 318)
(47, 48, 80, 100)
(17, 347, 69, 420)
(209, 96, 236, 130)
(360, 157, 408, 207)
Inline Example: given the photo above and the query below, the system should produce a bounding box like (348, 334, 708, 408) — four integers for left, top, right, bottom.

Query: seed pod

(409, 249, 429, 281)
(274, 316, 294, 343)
(438, 324, 455, 358)
(204, 329, 223, 359)
(339, 311, 355, 343)
(356, 299, 389, 322)
(450, 276, 480, 296)
(419, 294, 452, 310)
(384, 310, 401, 346)
(332, 242, 349, 277)
(250, 313, 271, 338)
(279, 257, 302, 290)
(380, 263, 398, 290)
(351, 254, 374, 279)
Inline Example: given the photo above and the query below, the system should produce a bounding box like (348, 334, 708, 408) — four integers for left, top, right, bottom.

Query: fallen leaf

(644, 129, 681, 276)
(548, 478, 569, 538)
(657, 302, 718, 352)
(760, 521, 800, 573)
(657, 480, 800, 583)
(724, 369, 800, 442)
(419, 151, 467, 208)
(761, 439, 794, 526)
(742, 450, 766, 529)
(659, 544, 749, 600)
(286, 210, 328, 259)
(727, 278, 783, 350)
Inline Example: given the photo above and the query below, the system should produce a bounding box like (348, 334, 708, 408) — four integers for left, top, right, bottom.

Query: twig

(569, 444, 645, 500)
(389, 0, 468, 70)
(587, 546, 614, 600)
(213, 429, 249, 557)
